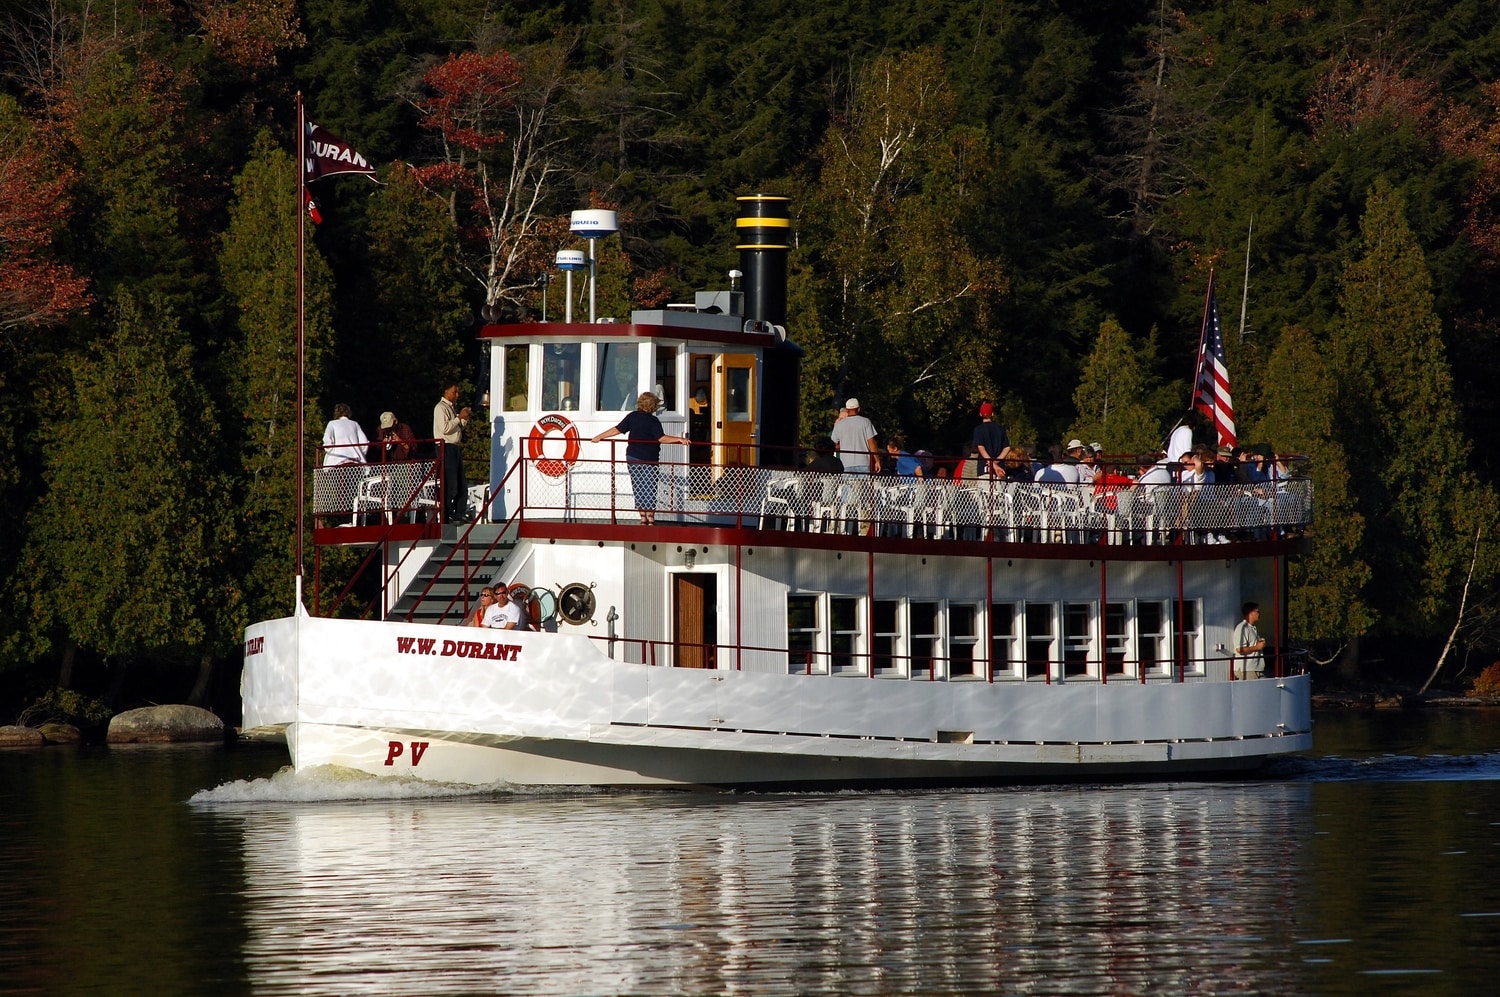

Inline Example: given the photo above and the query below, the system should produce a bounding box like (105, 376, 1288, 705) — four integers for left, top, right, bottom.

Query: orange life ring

(527, 414, 580, 477)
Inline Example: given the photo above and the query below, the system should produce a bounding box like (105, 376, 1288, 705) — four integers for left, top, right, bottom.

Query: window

(873, 600, 902, 677)
(1063, 602, 1092, 678)
(950, 604, 979, 678)
(1172, 599, 1202, 675)
(1024, 602, 1054, 680)
(596, 343, 638, 411)
(726, 365, 751, 421)
(542, 343, 581, 411)
(654, 345, 679, 412)
(831, 597, 861, 675)
(503, 345, 530, 411)
(786, 595, 821, 674)
(1138, 601, 1169, 675)
(1104, 602, 1130, 677)
(990, 603, 1019, 678)
(910, 601, 939, 679)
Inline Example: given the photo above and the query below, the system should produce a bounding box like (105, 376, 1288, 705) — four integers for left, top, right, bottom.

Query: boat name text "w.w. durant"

(395, 636, 522, 661)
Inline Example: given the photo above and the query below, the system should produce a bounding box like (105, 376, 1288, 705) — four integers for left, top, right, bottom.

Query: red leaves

(416, 51, 523, 152)
(0, 144, 91, 332)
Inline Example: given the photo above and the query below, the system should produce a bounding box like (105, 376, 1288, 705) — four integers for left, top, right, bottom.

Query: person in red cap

(971, 401, 1011, 478)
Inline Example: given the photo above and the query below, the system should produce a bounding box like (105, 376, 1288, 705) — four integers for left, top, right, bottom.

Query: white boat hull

(243, 615, 1312, 788)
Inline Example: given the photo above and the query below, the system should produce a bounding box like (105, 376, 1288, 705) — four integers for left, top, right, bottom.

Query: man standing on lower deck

(434, 380, 471, 523)
(1232, 601, 1267, 679)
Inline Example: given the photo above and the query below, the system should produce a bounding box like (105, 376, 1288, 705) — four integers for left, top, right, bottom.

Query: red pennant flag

(304, 189, 323, 225)
(303, 120, 378, 182)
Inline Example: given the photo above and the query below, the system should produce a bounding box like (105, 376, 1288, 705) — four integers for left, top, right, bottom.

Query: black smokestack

(737, 193, 790, 326)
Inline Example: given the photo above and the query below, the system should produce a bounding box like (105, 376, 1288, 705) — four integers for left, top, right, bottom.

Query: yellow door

(714, 354, 756, 468)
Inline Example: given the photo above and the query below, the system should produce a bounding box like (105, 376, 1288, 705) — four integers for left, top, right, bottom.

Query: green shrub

(16, 688, 114, 728)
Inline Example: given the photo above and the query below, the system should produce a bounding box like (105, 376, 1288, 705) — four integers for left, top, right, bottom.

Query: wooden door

(673, 573, 717, 669)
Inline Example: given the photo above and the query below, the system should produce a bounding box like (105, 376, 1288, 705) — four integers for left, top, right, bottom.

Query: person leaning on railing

(590, 391, 687, 527)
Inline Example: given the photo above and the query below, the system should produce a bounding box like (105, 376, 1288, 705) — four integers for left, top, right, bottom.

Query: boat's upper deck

(312, 444, 1312, 562)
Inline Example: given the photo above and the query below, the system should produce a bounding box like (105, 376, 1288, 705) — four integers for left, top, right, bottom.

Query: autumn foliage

(0, 143, 90, 332)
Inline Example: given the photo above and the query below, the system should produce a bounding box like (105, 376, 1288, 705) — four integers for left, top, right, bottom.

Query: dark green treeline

(2, 0, 1499, 714)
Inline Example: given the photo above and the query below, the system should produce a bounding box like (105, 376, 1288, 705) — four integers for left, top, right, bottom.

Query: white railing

(521, 456, 1312, 545)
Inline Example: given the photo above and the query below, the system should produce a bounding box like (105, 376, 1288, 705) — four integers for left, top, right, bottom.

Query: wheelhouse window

(596, 343, 638, 412)
(542, 343, 581, 411)
(654, 345, 679, 412)
(786, 595, 822, 675)
(949, 604, 979, 679)
(503, 345, 530, 411)
(831, 596, 861, 676)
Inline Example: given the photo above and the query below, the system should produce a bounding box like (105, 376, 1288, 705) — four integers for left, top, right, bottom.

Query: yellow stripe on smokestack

(737, 194, 790, 325)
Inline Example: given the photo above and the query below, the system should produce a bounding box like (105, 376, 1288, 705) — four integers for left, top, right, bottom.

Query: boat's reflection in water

(207, 777, 1311, 995)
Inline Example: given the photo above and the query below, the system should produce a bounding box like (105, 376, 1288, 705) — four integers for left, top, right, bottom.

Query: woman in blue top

(590, 392, 688, 525)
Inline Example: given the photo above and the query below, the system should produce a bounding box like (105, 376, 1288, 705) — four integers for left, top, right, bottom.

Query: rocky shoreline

(0, 704, 229, 748)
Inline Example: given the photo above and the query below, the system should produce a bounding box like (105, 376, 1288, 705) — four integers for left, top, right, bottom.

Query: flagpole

(295, 92, 307, 613)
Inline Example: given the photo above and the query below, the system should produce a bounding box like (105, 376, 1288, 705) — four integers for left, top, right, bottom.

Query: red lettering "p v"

(383, 741, 404, 766)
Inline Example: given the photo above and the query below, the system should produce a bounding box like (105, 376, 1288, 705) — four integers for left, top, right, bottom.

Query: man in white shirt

(829, 398, 880, 474)
(1232, 602, 1266, 679)
(483, 587, 526, 630)
(433, 381, 471, 522)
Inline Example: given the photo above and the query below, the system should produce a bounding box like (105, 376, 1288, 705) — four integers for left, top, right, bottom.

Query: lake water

(3, 709, 1500, 996)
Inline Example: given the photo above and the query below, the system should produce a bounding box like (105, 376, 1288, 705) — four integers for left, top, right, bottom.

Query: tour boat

(240, 195, 1313, 788)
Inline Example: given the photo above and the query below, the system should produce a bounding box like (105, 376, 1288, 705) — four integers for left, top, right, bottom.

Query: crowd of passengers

(785, 400, 1304, 544)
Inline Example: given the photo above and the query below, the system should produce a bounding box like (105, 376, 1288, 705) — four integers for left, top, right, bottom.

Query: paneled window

(873, 600, 902, 677)
(786, 595, 821, 674)
(596, 343, 638, 411)
(990, 603, 1019, 679)
(503, 345, 530, 411)
(1138, 601, 1169, 675)
(1062, 602, 1093, 678)
(1024, 602, 1054, 680)
(831, 597, 861, 676)
(1104, 602, 1130, 677)
(1173, 599, 1203, 675)
(654, 345, 679, 412)
(950, 604, 979, 679)
(910, 601, 940, 679)
(542, 343, 581, 411)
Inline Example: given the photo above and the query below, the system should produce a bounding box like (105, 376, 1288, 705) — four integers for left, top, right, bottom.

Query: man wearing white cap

(829, 398, 880, 474)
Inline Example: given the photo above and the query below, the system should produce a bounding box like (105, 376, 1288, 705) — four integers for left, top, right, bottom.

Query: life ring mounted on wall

(527, 413, 580, 477)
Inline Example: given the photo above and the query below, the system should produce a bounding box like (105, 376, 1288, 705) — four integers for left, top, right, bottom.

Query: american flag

(1193, 272, 1236, 448)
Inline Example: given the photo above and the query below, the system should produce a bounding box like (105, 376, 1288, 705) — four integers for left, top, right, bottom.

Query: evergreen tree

(1065, 318, 1168, 455)
(1330, 179, 1498, 635)
(1248, 324, 1371, 647)
(219, 133, 334, 623)
(23, 290, 229, 700)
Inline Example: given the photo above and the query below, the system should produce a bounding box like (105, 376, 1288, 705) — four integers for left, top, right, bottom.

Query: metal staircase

(385, 523, 516, 625)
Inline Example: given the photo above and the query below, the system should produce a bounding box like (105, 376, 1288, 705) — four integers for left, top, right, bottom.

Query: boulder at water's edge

(0, 725, 44, 748)
(107, 705, 226, 744)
